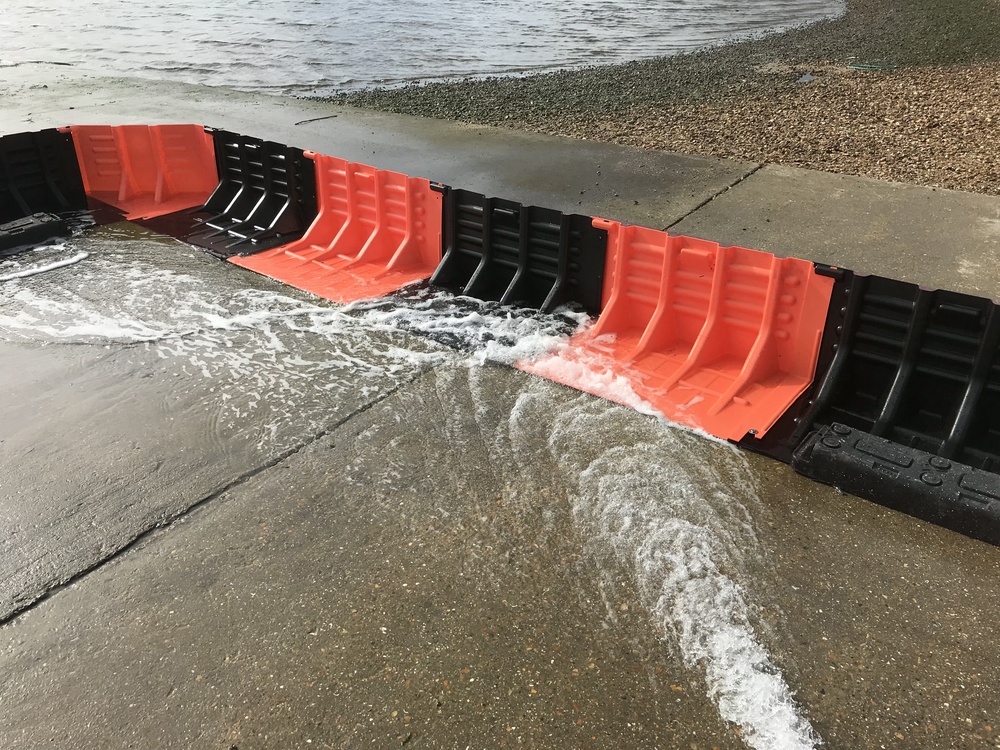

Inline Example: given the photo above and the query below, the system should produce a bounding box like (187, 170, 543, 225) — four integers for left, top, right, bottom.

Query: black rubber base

(0, 213, 70, 257)
(793, 423, 1000, 546)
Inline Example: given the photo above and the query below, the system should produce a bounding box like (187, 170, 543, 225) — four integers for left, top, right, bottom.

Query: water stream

(1, 232, 820, 749)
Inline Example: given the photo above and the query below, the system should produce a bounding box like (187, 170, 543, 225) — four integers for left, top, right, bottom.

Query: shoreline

(333, 0, 1000, 195)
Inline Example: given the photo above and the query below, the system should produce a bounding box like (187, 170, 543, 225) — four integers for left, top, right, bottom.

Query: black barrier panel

(744, 270, 1000, 474)
(793, 423, 1000, 546)
(0, 129, 87, 224)
(141, 129, 317, 258)
(430, 188, 607, 315)
(0, 213, 71, 257)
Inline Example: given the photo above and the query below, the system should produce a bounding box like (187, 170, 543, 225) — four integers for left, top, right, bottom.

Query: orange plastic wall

(520, 219, 835, 441)
(67, 125, 218, 220)
(230, 153, 442, 303)
(62, 123, 832, 441)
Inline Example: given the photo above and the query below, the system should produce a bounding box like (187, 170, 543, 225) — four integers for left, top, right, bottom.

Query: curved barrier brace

(0, 129, 87, 224)
(521, 220, 834, 441)
(770, 272, 1000, 472)
(142, 129, 318, 258)
(67, 125, 218, 220)
(430, 188, 607, 315)
(230, 155, 442, 303)
(794, 423, 1000, 546)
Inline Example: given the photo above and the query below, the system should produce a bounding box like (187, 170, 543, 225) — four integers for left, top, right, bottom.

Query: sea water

(0, 0, 843, 95)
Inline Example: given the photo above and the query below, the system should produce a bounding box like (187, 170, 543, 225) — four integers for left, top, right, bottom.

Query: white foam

(0, 251, 89, 281)
(523, 342, 663, 417)
(0, 285, 175, 342)
(346, 291, 587, 366)
(0, 257, 457, 450)
(538, 399, 820, 750)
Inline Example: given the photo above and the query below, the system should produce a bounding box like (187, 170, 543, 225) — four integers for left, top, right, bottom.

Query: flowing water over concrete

(0, 0, 844, 94)
(0, 226, 821, 748)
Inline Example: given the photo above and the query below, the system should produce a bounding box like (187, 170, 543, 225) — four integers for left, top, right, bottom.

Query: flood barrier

(430, 188, 607, 315)
(68, 125, 219, 220)
(0, 129, 87, 225)
(735, 265, 849, 463)
(142, 129, 318, 258)
(752, 272, 1000, 468)
(230, 155, 442, 303)
(520, 222, 835, 441)
(3, 121, 1000, 546)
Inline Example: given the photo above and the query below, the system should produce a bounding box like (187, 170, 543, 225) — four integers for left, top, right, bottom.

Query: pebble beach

(335, 0, 1000, 195)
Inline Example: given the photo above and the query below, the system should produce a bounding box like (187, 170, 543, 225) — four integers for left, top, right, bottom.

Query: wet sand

(336, 0, 1000, 195)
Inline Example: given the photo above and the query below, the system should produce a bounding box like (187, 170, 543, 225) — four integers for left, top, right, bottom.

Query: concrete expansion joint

(666, 162, 765, 231)
(0, 369, 431, 629)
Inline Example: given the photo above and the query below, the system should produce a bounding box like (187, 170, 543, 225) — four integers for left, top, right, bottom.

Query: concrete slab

(670, 164, 1000, 298)
(0, 70, 756, 229)
(2, 365, 998, 750)
(0, 368, 750, 750)
(0, 224, 438, 621)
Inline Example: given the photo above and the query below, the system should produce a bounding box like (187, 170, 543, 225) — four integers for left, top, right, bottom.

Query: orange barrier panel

(230, 153, 442, 303)
(67, 124, 218, 220)
(520, 220, 835, 441)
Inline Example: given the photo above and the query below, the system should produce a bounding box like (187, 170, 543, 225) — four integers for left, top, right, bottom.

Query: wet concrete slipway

(2, 67, 1000, 750)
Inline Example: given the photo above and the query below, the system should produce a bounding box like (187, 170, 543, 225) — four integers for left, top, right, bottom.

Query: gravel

(329, 0, 1000, 195)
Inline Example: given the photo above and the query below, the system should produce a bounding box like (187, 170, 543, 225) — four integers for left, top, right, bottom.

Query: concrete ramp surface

(1, 76, 1000, 750)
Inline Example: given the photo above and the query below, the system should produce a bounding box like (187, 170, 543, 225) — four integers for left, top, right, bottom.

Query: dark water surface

(0, 0, 843, 94)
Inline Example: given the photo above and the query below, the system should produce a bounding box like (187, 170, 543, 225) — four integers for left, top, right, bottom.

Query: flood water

(0, 230, 821, 750)
(0, 0, 844, 94)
